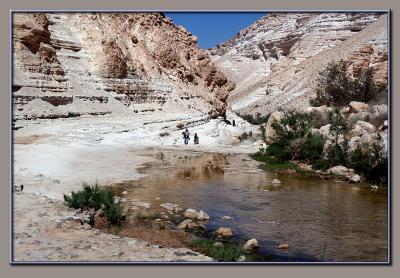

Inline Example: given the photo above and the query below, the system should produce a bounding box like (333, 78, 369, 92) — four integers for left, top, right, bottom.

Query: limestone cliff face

(210, 12, 388, 116)
(13, 13, 234, 122)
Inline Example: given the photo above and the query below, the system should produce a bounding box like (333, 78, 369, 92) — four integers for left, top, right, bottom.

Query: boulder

(243, 239, 260, 254)
(360, 132, 377, 145)
(348, 111, 373, 125)
(183, 208, 198, 219)
(356, 120, 376, 134)
(177, 219, 192, 229)
(349, 101, 369, 113)
(307, 105, 332, 122)
(341, 106, 350, 114)
(215, 227, 234, 238)
(349, 174, 361, 183)
(328, 165, 351, 176)
(265, 111, 283, 144)
(319, 124, 332, 137)
(197, 210, 210, 221)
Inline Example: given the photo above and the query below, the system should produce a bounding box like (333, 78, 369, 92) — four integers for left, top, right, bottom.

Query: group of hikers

(182, 128, 199, 145)
(180, 118, 236, 145)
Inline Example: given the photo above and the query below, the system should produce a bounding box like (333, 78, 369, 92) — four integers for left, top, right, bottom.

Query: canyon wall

(210, 12, 388, 116)
(12, 13, 235, 125)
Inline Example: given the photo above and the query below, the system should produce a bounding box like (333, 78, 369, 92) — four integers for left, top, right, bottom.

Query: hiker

(194, 133, 199, 145)
(182, 128, 190, 145)
(232, 119, 236, 127)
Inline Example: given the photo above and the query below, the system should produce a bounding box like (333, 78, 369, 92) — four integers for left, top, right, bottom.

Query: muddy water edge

(105, 148, 388, 262)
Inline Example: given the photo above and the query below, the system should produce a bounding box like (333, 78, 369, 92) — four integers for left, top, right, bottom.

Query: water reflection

(114, 149, 388, 262)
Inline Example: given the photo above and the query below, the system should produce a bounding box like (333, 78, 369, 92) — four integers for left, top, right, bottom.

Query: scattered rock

(177, 219, 192, 229)
(197, 210, 209, 221)
(319, 124, 332, 137)
(349, 101, 369, 113)
(215, 227, 234, 238)
(121, 191, 128, 195)
(356, 120, 376, 134)
(277, 243, 289, 249)
(243, 239, 259, 254)
(349, 174, 361, 183)
(307, 105, 332, 122)
(271, 179, 281, 184)
(183, 208, 198, 219)
(328, 165, 352, 176)
(221, 216, 232, 220)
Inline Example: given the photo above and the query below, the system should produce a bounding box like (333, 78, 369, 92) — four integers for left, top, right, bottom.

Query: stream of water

(114, 148, 388, 262)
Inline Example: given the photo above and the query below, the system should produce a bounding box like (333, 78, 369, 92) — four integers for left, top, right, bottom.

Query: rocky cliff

(13, 13, 235, 124)
(210, 12, 388, 116)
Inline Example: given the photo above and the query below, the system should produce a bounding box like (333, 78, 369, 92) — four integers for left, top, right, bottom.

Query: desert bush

(271, 110, 313, 145)
(189, 239, 241, 262)
(348, 142, 388, 183)
(297, 133, 325, 162)
(265, 142, 291, 161)
(310, 60, 384, 107)
(64, 183, 124, 226)
(105, 202, 124, 226)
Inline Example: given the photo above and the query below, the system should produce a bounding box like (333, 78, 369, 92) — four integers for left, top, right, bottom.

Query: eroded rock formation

(13, 12, 234, 123)
(210, 12, 388, 116)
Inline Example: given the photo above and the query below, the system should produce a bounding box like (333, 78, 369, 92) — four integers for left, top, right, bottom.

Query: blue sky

(165, 12, 266, 49)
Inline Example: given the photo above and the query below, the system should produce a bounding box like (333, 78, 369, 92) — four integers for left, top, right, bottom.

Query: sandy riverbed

(12, 114, 259, 262)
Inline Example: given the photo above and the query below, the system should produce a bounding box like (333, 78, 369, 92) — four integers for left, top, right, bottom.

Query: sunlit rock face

(209, 12, 388, 116)
(12, 13, 235, 122)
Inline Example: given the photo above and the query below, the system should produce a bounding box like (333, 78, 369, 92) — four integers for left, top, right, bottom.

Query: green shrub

(265, 143, 291, 161)
(349, 142, 388, 183)
(189, 239, 241, 261)
(64, 183, 125, 226)
(310, 60, 384, 107)
(105, 202, 125, 226)
(271, 110, 313, 145)
(297, 133, 325, 162)
(322, 140, 349, 168)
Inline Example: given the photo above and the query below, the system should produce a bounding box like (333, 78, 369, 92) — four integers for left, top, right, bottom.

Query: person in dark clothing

(182, 128, 190, 145)
(232, 119, 236, 127)
(194, 133, 199, 145)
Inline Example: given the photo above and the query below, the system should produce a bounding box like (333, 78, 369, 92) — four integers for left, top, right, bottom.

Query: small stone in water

(277, 243, 289, 249)
(221, 216, 232, 220)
